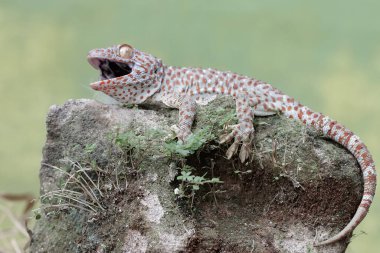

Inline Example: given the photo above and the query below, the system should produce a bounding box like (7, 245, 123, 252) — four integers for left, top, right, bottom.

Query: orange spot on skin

(329, 121, 336, 129)
(343, 133, 353, 146)
(196, 85, 200, 94)
(356, 144, 364, 152)
(287, 97, 294, 103)
(318, 115, 324, 128)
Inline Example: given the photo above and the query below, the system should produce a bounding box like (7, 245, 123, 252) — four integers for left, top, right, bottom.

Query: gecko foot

(220, 125, 253, 163)
(170, 125, 192, 143)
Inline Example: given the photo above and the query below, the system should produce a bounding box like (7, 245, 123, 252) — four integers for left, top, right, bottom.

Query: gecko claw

(226, 141, 239, 159)
(239, 142, 252, 163)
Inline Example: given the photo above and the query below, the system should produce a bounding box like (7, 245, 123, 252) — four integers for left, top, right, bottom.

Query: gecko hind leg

(220, 124, 254, 162)
(220, 95, 255, 162)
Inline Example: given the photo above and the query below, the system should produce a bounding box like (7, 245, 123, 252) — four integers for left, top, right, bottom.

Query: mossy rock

(29, 98, 361, 253)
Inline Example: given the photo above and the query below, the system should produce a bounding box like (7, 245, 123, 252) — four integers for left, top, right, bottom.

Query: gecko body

(87, 44, 376, 246)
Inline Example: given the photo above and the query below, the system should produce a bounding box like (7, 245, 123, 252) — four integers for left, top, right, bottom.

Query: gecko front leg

(177, 96, 197, 141)
(220, 94, 254, 162)
(162, 93, 197, 142)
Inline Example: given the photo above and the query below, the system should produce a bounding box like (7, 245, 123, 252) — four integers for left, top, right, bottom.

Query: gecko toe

(225, 124, 239, 130)
(239, 142, 252, 162)
(221, 125, 254, 162)
(219, 129, 238, 144)
(226, 141, 239, 159)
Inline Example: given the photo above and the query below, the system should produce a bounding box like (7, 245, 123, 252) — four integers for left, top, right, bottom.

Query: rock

(29, 98, 362, 253)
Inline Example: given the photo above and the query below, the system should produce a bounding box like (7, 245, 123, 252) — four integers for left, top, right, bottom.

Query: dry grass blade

(41, 162, 105, 212)
(41, 191, 98, 213)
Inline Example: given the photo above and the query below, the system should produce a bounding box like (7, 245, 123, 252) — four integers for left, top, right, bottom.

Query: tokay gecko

(87, 43, 376, 246)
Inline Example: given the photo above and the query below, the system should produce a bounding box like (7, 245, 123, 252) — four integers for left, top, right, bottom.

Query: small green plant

(164, 127, 215, 157)
(84, 143, 97, 154)
(306, 245, 315, 253)
(175, 165, 223, 206)
(111, 128, 166, 172)
(114, 130, 146, 152)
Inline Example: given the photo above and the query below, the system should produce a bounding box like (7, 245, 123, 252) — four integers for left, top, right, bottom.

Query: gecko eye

(118, 44, 134, 59)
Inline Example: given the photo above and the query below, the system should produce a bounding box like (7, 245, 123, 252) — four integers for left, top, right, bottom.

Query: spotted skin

(88, 44, 376, 246)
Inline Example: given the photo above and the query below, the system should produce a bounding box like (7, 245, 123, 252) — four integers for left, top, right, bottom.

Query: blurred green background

(0, 0, 379, 251)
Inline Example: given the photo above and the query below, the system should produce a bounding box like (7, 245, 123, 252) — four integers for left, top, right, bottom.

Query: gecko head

(87, 43, 163, 103)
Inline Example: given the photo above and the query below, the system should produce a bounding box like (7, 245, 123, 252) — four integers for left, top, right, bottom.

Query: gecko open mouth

(98, 59, 133, 80)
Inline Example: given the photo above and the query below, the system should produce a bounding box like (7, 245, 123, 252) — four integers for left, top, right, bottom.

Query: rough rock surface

(29, 98, 362, 253)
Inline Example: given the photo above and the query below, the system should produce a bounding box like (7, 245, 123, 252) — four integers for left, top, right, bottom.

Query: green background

(0, 0, 379, 252)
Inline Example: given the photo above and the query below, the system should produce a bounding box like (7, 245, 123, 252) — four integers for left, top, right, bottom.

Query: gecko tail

(279, 95, 376, 246)
(314, 207, 367, 246)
